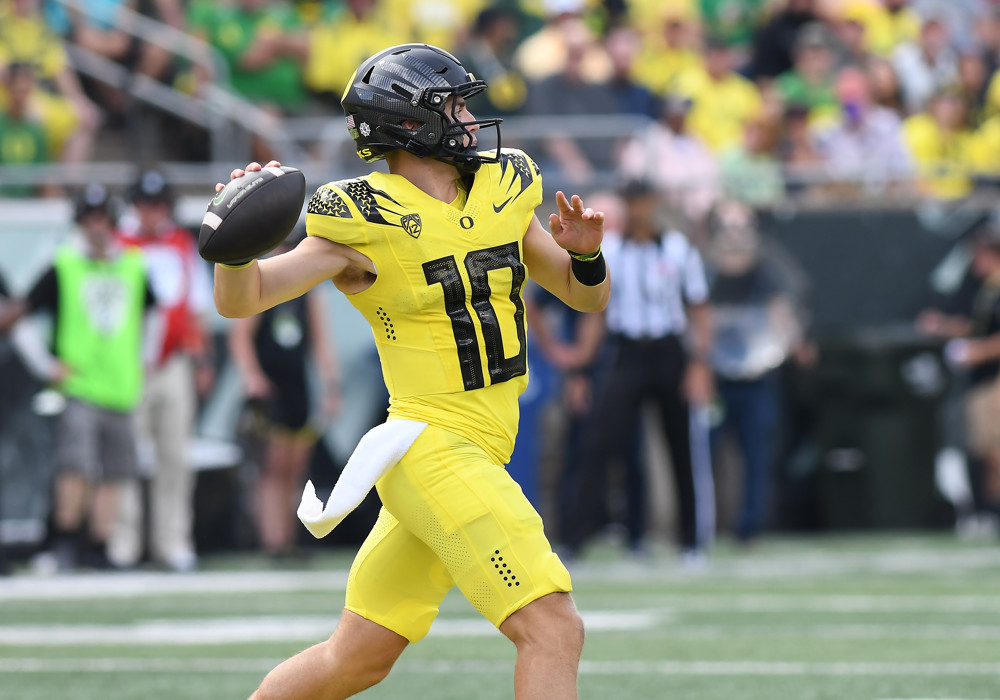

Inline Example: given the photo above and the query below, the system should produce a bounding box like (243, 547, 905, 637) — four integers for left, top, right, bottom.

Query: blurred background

(1, 0, 1000, 571)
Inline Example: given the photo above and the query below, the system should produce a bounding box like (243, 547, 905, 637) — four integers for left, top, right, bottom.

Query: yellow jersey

(307, 149, 543, 464)
(902, 113, 976, 200)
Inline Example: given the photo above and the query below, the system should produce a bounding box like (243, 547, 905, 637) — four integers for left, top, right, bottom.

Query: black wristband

(571, 250, 607, 286)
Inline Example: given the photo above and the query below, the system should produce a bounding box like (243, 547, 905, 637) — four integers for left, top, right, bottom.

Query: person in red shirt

(110, 168, 215, 571)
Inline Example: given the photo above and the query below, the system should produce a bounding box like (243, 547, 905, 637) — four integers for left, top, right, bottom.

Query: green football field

(2, 533, 999, 700)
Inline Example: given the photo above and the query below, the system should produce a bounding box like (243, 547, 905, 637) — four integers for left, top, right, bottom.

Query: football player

(213, 43, 610, 700)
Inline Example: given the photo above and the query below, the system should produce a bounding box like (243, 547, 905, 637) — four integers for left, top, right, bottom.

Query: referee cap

(129, 168, 174, 206)
(74, 183, 117, 224)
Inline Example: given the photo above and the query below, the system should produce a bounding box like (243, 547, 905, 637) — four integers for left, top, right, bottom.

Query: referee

(564, 180, 715, 562)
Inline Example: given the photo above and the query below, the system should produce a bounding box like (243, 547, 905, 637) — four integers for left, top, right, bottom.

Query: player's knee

(324, 635, 399, 690)
(503, 592, 585, 654)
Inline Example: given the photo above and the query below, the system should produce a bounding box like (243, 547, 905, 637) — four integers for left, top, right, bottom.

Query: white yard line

(641, 594, 1000, 613)
(570, 548, 1000, 582)
(3, 616, 998, 646)
(0, 570, 349, 601)
(0, 545, 996, 602)
(2, 658, 1000, 677)
(0, 611, 659, 645)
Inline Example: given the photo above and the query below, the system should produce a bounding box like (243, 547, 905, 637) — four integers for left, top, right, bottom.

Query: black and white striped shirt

(604, 231, 708, 339)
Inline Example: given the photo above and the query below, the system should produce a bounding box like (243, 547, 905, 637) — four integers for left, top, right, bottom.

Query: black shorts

(261, 375, 310, 431)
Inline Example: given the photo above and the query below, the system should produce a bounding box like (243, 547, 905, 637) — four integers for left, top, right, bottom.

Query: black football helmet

(340, 43, 502, 172)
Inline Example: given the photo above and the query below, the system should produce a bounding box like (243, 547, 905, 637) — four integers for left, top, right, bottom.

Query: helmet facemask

(380, 83, 502, 173)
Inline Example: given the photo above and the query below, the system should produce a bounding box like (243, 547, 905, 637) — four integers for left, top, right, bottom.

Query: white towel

(297, 419, 427, 538)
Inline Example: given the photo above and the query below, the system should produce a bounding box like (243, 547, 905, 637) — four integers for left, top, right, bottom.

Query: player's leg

(563, 341, 645, 554)
(499, 591, 585, 699)
(249, 507, 453, 698)
(377, 425, 582, 698)
(256, 430, 312, 555)
(257, 384, 313, 555)
(652, 339, 702, 553)
(256, 431, 293, 554)
(250, 610, 409, 700)
(49, 399, 100, 569)
(89, 407, 141, 567)
(149, 356, 197, 570)
(109, 383, 155, 568)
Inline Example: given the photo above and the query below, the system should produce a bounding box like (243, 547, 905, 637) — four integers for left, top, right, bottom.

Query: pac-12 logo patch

(400, 213, 422, 238)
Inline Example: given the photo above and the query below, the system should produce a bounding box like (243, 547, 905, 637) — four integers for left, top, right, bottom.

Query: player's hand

(244, 370, 273, 399)
(564, 373, 593, 415)
(321, 381, 342, 419)
(214, 160, 281, 193)
(683, 360, 714, 406)
(548, 191, 604, 256)
(52, 361, 72, 385)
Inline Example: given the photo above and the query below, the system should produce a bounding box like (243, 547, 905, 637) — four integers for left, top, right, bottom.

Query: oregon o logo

(459, 216, 474, 229)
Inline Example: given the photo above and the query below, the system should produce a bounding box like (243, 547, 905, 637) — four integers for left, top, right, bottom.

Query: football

(198, 165, 307, 265)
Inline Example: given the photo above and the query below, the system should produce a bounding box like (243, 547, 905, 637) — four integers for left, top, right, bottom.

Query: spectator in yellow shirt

(679, 36, 763, 153)
(382, 0, 488, 51)
(0, 0, 99, 168)
(630, 10, 704, 97)
(902, 89, 977, 199)
(513, 0, 611, 84)
(838, 0, 921, 58)
(304, 0, 408, 102)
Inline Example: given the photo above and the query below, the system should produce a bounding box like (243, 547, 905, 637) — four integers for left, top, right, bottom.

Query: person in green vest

(0, 184, 158, 571)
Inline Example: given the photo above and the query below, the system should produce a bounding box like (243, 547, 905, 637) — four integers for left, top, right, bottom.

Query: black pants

(565, 334, 699, 551)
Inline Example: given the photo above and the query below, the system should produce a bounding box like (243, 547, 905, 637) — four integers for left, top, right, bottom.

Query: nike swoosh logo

(493, 197, 513, 213)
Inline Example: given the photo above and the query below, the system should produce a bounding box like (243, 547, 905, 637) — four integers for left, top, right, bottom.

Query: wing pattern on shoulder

(307, 187, 352, 219)
(497, 151, 538, 204)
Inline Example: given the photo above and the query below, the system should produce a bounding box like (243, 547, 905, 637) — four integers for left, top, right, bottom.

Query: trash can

(811, 325, 953, 530)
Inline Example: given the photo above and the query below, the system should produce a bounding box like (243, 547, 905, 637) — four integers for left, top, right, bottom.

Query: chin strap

(297, 419, 427, 538)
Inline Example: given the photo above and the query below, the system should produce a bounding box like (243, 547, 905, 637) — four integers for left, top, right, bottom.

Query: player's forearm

(687, 304, 713, 361)
(0, 299, 28, 335)
(565, 266, 611, 313)
(967, 333, 1000, 365)
(214, 261, 264, 318)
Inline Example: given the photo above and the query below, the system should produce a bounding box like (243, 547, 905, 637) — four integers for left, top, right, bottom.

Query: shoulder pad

(307, 184, 353, 219)
(317, 177, 404, 226)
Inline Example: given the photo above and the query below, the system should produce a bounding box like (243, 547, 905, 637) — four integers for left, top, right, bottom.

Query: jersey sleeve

(503, 148, 543, 211)
(25, 267, 59, 314)
(494, 149, 543, 237)
(682, 242, 710, 306)
(305, 182, 368, 249)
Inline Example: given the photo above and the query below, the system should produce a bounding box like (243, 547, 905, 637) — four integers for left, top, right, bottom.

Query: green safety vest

(53, 244, 148, 412)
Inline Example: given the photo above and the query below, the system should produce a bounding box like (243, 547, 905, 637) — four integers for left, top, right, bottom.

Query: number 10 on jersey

(423, 242, 527, 391)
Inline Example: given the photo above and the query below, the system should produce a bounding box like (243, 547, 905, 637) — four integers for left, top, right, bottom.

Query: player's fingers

(555, 191, 571, 213)
(571, 195, 584, 212)
(264, 160, 281, 169)
(582, 207, 594, 219)
(215, 182, 225, 192)
(548, 212, 561, 235)
(594, 211, 605, 225)
(230, 168, 244, 181)
(245, 161, 262, 171)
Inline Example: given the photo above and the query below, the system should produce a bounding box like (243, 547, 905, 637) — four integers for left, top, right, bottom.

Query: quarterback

(214, 44, 610, 700)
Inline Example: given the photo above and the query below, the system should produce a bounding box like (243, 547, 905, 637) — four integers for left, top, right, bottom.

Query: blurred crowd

(6, 0, 1000, 205)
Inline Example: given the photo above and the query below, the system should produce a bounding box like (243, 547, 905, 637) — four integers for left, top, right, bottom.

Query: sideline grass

(2, 533, 999, 700)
